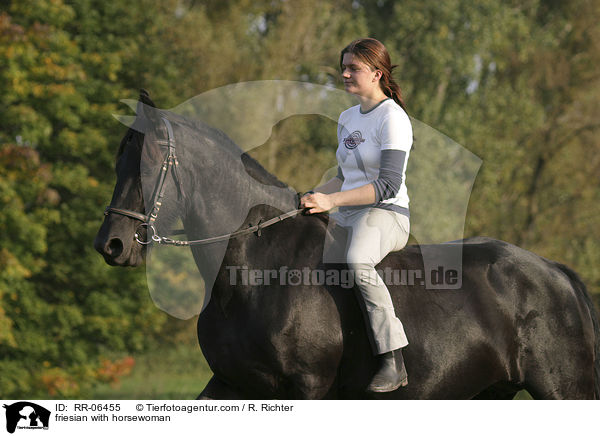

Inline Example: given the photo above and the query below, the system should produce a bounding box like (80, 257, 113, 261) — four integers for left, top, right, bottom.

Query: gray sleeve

(336, 165, 345, 181)
(371, 149, 406, 202)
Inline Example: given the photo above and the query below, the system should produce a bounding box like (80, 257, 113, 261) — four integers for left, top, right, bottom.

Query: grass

(91, 342, 213, 399)
(514, 390, 534, 400)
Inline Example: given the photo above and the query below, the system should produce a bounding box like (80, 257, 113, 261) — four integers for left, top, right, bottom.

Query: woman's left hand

(300, 192, 336, 214)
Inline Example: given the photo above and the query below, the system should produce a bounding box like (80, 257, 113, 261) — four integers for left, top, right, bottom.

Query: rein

(104, 116, 303, 246)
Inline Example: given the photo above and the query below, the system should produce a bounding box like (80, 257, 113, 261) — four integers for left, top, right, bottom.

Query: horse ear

(139, 89, 156, 107)
(136, 89, 160, 129)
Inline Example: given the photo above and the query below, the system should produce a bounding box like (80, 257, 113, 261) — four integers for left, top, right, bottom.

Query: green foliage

(1, 0, 599, 398)
(0, 0, 172, 397)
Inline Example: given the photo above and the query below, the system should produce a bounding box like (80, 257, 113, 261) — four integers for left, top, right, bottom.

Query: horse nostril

(106, 238, 124, 258)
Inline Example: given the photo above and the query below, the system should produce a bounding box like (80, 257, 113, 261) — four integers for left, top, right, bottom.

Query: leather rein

(104, 116, 302, 246)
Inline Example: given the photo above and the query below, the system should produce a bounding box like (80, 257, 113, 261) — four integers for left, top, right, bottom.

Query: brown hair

(340, 38, 407, 112)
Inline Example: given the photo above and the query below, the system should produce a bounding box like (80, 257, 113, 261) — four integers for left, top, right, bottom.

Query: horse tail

(555, 262, 600, 399)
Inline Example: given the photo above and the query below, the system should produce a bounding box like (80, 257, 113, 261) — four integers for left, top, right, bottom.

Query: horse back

(362, 237, 598, 399)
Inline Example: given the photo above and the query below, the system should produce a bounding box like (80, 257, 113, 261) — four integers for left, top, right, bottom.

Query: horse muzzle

(94, 219, 145, 267)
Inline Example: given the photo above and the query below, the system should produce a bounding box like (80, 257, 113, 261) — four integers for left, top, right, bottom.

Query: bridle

(104, 116, 302, 247)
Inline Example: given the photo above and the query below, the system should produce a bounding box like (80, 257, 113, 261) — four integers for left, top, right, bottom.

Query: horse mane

(239, 152, 288, 189)
(156, 101, 291, 191)
(125, 89, 299, 200)
(173, 112, 332, 224)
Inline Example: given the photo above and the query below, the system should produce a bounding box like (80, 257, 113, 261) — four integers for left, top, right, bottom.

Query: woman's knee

(345, 249, 376, 267)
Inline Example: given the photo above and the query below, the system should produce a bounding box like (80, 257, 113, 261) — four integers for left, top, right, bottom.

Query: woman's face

(341, 52, 381, 98)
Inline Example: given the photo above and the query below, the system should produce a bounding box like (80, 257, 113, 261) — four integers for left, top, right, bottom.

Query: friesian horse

(95, 90, 599, 399)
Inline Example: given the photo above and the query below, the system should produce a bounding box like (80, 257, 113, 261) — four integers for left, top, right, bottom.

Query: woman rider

(301, 38, 412, 393)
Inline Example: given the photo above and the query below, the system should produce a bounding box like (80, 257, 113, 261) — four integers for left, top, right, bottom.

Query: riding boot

(366, 349, 408, 393)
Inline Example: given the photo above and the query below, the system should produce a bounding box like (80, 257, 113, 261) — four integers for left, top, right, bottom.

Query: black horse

(95, 91, 599, 399)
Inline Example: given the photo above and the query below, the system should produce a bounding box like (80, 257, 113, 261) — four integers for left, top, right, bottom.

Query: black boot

(366, 349, 408, 393)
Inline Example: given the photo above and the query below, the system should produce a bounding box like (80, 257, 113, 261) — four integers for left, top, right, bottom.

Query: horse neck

(182, 142, 298, 240)
(179, 141, 298, 315)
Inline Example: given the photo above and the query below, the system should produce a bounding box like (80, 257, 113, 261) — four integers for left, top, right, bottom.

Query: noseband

(104, 116, 302, 246)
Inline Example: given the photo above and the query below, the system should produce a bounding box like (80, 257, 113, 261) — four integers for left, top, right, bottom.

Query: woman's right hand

(300, 192, 312, 209)
(301, 192, 336, 214)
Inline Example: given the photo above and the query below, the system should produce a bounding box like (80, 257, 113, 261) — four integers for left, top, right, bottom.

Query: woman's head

(340, 38, 406, 111)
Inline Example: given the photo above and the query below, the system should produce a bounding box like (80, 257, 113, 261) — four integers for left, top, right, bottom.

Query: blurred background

(1, 0, 599, 399)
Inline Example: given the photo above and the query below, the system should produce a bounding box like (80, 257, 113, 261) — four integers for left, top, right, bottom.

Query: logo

(3, 402, 50, 434)
(343, 130, 365, 149)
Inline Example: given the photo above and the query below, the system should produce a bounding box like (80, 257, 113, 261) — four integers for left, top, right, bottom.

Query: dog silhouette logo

(3, 402, 50, 434)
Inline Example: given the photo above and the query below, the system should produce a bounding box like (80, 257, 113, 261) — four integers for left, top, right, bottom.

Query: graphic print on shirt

(339, 125, 369, 180)
(343, 130, 365, 150)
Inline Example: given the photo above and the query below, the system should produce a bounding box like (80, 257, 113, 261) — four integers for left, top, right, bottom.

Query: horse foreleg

(520, 348, 596, 399)
(471, 382, 520, 400)
(197, 376, 248, 400)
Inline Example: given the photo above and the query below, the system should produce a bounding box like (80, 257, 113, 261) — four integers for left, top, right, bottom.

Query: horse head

(94, 90, 184, 266)
(95, 86, 307, 318)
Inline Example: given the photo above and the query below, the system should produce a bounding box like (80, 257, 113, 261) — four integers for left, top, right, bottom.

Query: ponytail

(381, 65, 407, 112)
